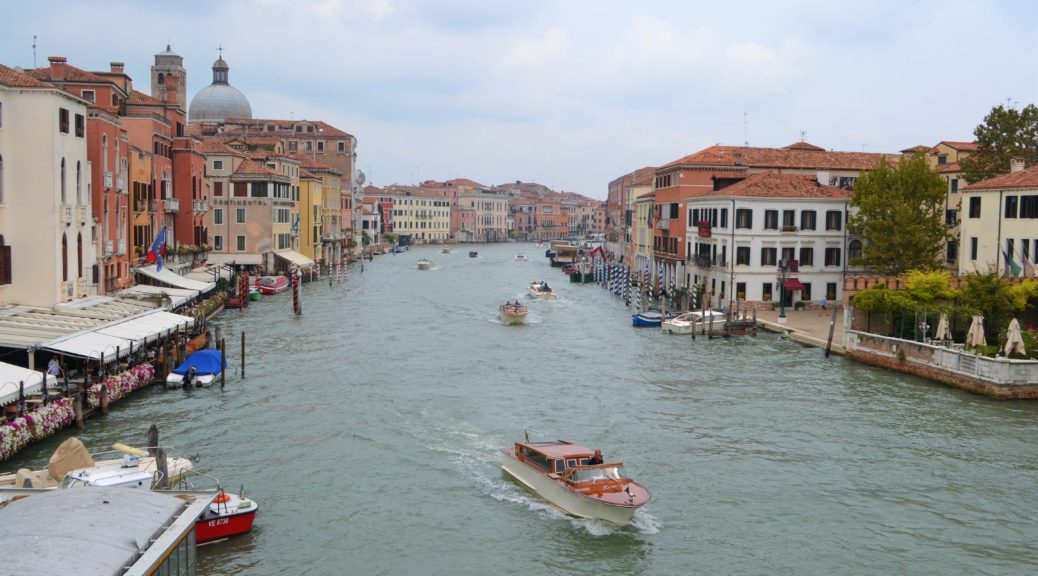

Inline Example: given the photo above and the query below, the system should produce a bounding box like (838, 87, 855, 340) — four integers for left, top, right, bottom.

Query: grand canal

(7, 242, 1038, 575)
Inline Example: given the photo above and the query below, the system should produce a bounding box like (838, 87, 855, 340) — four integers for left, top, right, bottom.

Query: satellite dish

(357, 171, 366, 186)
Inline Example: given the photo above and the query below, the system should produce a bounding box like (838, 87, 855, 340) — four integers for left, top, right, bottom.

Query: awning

(205, 253, 263, 266)
(0, 362, 55, 406)
(784, 278, 805, 291)
(116, 285, 197, 309)
(136, 265, 215, 293)
(41, 310, 195, 363)
(274, 250, 315, 267)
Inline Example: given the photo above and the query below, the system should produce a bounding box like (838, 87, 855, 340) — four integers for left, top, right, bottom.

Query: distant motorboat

(529, 282, 557, 299)
(418, 259, 432, 270)
(515, 253, 528, 262)
(442, 248, 451, 254)
(469, 251, 478, 258)
(499, 301, 529, 325)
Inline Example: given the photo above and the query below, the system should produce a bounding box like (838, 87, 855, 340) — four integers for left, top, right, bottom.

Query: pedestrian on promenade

(819, 295, 828, 315)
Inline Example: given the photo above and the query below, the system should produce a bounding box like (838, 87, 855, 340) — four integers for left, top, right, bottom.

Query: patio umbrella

(1004, 318, 1027, 356)
(966, 315, 987, 348)
(934, 313, 953, 342)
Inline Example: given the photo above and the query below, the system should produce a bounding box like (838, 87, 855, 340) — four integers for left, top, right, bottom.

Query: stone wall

(846, 331, 1038, 399)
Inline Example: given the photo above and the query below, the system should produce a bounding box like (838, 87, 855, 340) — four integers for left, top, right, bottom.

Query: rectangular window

(969, 197, 981, 218)
(826, 282, 837, 300)
(781, 247, 795, 262)
(214, 208, 223, 224)
(213, 235, 223, 251)
(945, 209, 957, 226)
(950, 178, 959, 193)
(213, 160, 224, 170)
(764, 210, 778, 230)
(736, 208, 753, 229)
(338, 141, 346, 153)
(74, 114, 85, 137)
(1024, 239, 1031, 260)
(59, 108, 70, 133)
(825, 247, 841, 266)
(736, 282, 746, 300)
(236, 235, 246, 251)
(317, 141, 325, 153)
(213, 182, 223, 196)
(802, 282, 812, 301)
(289, 141, 298, 152)
(730, 245, 747, 265)
(236, 208, 246, 223)
(761, 247, 777, 266)
(305, 141, 313, 152)
(762, 282, 773, 301)
(81, 90, 95, 102)
(782, 210, 796, 228)
(970, 237, 978, 260)
(801, 210, 816, 230)
(720, 208, 728, 228)
(1005, 195, 1019, 218)
(1021, 195, 1038, 218)
(946, 239, 958, 262)
(234, 183, 247, 197)
(799, 247, 814, 266)
(938, 155, 947, 165)
(825, 210, 842, 231)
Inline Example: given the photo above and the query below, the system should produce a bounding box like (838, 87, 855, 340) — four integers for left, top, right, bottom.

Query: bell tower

(151, 44, 187, 110)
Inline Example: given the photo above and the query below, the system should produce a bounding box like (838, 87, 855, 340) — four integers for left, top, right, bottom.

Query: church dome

(188, 55, 252, 123)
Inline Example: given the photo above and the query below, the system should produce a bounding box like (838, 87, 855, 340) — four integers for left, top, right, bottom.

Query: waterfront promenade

(754, 307, 847, 355)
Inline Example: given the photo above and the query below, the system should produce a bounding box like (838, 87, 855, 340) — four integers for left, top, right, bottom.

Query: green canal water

(8, 242, 1038, 575)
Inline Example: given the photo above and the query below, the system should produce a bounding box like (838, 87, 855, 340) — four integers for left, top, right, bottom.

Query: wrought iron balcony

(117, 175, 127, 193)
(164, 198, 179, 213)
(656, 218, 670, 231)
(193, 199, 208, 214)
(693, 255, 712, 268)
(61, 206, 74, 223)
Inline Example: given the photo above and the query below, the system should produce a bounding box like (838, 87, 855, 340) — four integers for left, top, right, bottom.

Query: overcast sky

(4, 0, 1037, 198)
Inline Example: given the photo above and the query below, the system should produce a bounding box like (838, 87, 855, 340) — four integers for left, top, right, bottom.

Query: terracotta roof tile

(901, 145, 930, 154)
(0, 64, 53, 88)
(661, 145, 891, 171)
(233, 158, 280, 177)
(127, 90, 164, 106)
(783, 141, 826, 151)
(963, 165, 1038, 191)
(26, 63, 110, 84)
(936, 161, 961, 174)
(89, 103, 121, 116)
(939, 141, 978, 151)
(699, 172, 851, 200)
(198, 138, 243, 155)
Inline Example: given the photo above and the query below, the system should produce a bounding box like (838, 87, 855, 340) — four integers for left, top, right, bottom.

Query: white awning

(0, 362, 55, 406)
(274, 250, 315, 267)
(206, 252, 263, 266)
(116, 285, 197, 309)
(41, 310, 195, 363)
(136, 265, 215, 293)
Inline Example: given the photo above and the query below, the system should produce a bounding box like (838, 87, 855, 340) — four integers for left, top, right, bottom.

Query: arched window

(60, 158, 67, 204)
(102, 135, 108, 172)
(848, 239, 863, 263)
(62, 233, 68, 282)
(77, 232, 83, 279)
(76, 161, 83, 204)
(157, 73, 165, 85)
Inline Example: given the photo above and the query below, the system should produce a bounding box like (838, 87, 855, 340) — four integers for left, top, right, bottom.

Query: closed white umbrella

(966, 315, 987, 349)
(934, 313, 952, 343)
(1004, 318, 1026, 356)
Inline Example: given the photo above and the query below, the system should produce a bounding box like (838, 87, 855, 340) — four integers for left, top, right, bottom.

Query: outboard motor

(184, 366, 197, 389)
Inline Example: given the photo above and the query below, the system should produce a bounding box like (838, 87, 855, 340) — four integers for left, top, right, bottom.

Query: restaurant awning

(784, 278, 805, 291)
(41, 310, 195, 363)
(205, 253, 263, 266)
(116, 285, 198, 309)
(0, 362, 55, 406)
(136, 265, 215, 294)
(274, 250, 315, 267)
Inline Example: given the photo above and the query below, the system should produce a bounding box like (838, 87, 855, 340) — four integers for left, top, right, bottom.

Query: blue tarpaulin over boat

(172, 349, 226, 376)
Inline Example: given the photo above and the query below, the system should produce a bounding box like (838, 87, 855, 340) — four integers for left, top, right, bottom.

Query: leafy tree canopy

(903, 270, 958, 304)
(849, 153, 947, 275)
(956, 274, 1037, 332)
(960, 103, 1038, 183)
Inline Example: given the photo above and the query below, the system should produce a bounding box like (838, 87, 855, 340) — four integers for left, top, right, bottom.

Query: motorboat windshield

(568, 465, 628, 483)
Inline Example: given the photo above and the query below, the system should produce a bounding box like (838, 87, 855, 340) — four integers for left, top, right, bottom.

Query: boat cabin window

(566, 458, 577, 469)
(579, 458, 589, 466)
(519, 447, 551, 471)
(554, 460, 565, 474)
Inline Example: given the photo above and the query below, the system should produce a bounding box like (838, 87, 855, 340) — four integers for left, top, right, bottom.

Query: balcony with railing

(61, 206, 73, 223)
(117, 239, 127, 255)
(103, 171, 113, 189)
(78, 206, 90, 222)
(656, 218, 670, 231)
(193, 199, 208, 214)
(693, 255, 712, 268)
(164, 198, 179, 213)
(116, 175, 127, 193)
(781, 225, 798, 233)
(104, 240, 114, 257)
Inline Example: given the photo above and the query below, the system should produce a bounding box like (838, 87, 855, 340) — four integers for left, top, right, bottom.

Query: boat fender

(238, 499, 253, 509)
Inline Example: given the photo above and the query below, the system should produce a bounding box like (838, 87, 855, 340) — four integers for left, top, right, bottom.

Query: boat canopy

(172, 349, 226, 376)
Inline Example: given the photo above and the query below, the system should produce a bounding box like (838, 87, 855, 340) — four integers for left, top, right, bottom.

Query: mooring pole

(220, 338, 226, 388)
(240, 331, 245, 378)
(825, 305, 839, 358)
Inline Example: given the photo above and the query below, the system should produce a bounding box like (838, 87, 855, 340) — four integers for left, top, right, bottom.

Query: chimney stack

(48, 56, 67, 81)
(110, 62, 125, 74)
(1010, 158, 1025, 173)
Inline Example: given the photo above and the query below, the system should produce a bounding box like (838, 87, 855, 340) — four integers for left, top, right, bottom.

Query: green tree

(960, 103, 1038, 183)
(957, 273, 1019, 334)
(849, 153, 947, 275)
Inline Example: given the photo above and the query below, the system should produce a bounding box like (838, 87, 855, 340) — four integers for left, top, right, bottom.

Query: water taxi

(418, 259, 432, 270)
(661, 310, 727, 335)
(442, 248, 451, 254)
(528, 282, 557, 299)
(257, 275, 290, 295)
(515, 253, 528, 262)
(500, 439, 651, 524)
(499, 301, 529, 325)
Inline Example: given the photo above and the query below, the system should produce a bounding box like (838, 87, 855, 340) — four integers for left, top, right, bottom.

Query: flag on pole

(1002, 248, 1022, 276)
(1022, 254, 1037, 277)
(146, 226, 167, 272)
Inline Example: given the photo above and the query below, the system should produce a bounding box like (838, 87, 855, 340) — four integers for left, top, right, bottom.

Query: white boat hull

(528, 288, 557, 299)
(418, 262, 431, 270)
(500, 451, 638, 524)
(662, 312, 727, 335)
(165, 373, 218, 389)
(500, 311, 528, 325)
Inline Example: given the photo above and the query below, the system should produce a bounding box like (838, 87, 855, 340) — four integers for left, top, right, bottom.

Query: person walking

(819, 295, 829, 315)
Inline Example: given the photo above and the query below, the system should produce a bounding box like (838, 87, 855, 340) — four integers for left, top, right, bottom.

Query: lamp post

(777, 259, 789, 322)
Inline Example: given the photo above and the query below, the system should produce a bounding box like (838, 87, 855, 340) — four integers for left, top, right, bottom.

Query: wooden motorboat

(499, 301, 529, 325)
(417, 259, 432, 270)
(194, 489, 259, 543)
(528, 282, 557, 299)
(441, 248, 451, 254)
(468, 251, 478, 258)
(0, 438, 192, 490)
(257, 275, 290, 295)
(500, 439, 650, 524)
(165, 349, 226, 389)
(661, 310, 727, 335)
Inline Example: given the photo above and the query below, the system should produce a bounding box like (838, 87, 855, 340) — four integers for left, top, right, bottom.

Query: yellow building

(922, 141, 978, 268)
(298, 168, 323, 261)
(390, 191, 451, 244)
(632, 190, 655, 273)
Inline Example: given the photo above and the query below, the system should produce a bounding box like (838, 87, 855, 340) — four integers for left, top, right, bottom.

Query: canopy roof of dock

(0, 361, 56, 406)
(136, 264, 217, 294)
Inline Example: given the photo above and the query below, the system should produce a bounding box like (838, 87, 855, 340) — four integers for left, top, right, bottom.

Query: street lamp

(777, 259, 790, 321)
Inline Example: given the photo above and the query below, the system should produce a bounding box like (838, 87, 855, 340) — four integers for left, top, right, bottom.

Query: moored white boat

(165, 349, 226, 389)
(499, 301, 529, 325)
(500, 439, 650, 524)
(661, 310, 727, 335)
(515, 253, 528, 261)
(417, 259, 432, 270)
(528, 282, 557, 299)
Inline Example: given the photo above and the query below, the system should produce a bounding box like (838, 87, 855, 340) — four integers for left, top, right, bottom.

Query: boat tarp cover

(47, 437, 95, 481)
(172, 349, 226, 375)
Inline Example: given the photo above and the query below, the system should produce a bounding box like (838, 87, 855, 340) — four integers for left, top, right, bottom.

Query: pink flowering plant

(86, 363, 155, 409)
(0, 397, 74, 462)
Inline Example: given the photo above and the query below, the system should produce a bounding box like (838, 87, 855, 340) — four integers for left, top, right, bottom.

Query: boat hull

(500, 311, 528, 325)
(500, 450, 639, 524)
(418, 261, 432, 270)
(632, 312, 664, 327)
(528, 286, 557, 299)
(195, 508, 257, 543)
(165, 373, 218, 389)
(257, 276, 290, 295)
